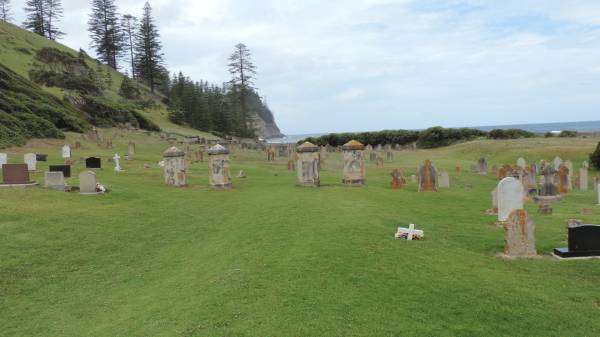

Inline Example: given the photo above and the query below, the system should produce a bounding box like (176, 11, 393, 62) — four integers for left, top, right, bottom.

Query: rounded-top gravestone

(207, 144, 231, 189)
(497, 177, 524, 223)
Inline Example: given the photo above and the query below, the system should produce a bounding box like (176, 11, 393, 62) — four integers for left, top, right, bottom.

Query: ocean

(267, 120, 600, 144)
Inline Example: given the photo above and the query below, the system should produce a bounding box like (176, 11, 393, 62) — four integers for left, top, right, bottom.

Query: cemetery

(1, 131, 600, 336)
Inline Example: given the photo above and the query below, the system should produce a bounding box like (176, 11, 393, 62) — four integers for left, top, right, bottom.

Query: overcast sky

(11, 0, 600, 134)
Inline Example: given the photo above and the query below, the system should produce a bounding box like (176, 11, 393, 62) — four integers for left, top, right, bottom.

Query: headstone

(296, 142, 320, 187)
(390, 169, 405, 189)
(554, 220, 600, 258)
(0, 153, 6, 168)
(36, 154, 48, 162)
(49, 165, 71, 178)
(1, 164, 34, 185)
(410, 175, 417, 183)
(579, 167, 588, 191)
(376, 157, 384, 168)
(418, 160, 437, 192)
(85, 157, 101, 169)
(557, 164, 569, 194)
(113, 154, 122, 172)
(516, 157, 526, 169)
(128, 142, 135, 156)
(477, 158, 488, 175)
(438, 170, 450, 188)
(503, 209, 536, 257)
(79, 171, 101, 195)
(208, 144, 232, 189)
(369, 152, 377, 162)
(44, 171, 65, 190)
(23, 153, 37, 171)
(553, 156, 563, 170)
(341, 140, 366, 186)
(163, 146, 187, 187)
(582, 161, 589, 170)
(62, 144, 71, 158)
(497, 177, 524, 223)
(539, 166, 558, 196)
(564, 160, 574, 190)
(386, 151, 394, 161)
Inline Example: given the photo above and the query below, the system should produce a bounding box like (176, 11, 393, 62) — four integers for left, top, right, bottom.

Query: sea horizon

(267, 120, 600, 144)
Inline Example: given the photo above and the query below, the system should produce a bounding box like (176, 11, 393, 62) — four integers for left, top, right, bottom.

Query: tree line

(2, 0, 275, 138)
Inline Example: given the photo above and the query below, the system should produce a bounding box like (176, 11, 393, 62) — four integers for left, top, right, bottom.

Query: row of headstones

(163, 145, 232, 188)
(0, 163, 102, 195)
(495, 177, 600, 258)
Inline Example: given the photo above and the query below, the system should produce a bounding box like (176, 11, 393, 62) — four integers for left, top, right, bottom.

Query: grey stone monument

(208, 144, 231, 189)
(342, 140, 366, 186)
(163, 146, 186, 187)
(44, 171, 65, 190)
(296, 142, 320, 187)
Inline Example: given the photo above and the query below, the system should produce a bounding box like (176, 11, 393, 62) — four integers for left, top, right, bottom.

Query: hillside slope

(0, 21, 213, 148)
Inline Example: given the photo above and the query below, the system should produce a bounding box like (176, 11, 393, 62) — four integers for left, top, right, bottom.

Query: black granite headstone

(85, 157, 101, 169)
(36, 154, 48, 162)
(49, 165, 71, 178)
(554, 223, 600, 258)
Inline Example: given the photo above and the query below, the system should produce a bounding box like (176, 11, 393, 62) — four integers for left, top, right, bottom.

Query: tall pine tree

(228, 43, 257, 136)
(0, 0, 12, 22)
(88, 0, 122, 69)
(44, 0, 63, 40)
(121, 14, 137, 79)
(23, 0, 45, 36)
(134, 2, 164, 93)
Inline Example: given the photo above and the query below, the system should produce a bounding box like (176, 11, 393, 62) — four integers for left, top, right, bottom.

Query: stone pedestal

(163, 147, 187, 187)
(296, 142, 320, 187)
(341, 140, 366, 186)
(208, 144, 231, 189)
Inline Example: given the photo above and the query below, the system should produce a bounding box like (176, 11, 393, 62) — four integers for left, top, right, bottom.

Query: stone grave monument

(208, 144, 232, 189)
(24, 153, 37, 171)
(503, 209, 536, 258)
(497, 177, 524, 223)
(341, 140, 366, 186)
(163, 146, 187, 187)
(44, 172, 65, 190)
(418, 160, 437, 192)
(296, 142, 320, 187)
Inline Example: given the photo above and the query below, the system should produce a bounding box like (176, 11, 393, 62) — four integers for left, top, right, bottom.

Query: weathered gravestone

(418, 160, 437, 192)
(386, 151, 394, 161)
(79, 171, 101, 195)
(438, 171, 450, 188)
(497, 177, 524, 223)
(0, 153, 6, 168)
(24, 153, 37, 171)
(554, 220, 600, 258)
(85, 157, 101, 169)
(342, 140, 366, 186)
(539, 166, 558, 196)
(128, 142, 135, 156)
(296, 142, 320, 187)
(390, 169, 405, 190)
(208, 144, 232, 189)
(516, 157, 526, 169)
(49, 165, 71, 178)
(477, 158, 488, 175)
(580, 167, 588, 191)
(44, 172, 65, 190)
(564, 160, 574, 190)
(369, 152, 377, 162)
(503, 209, 536, 258)
(558, 164, 569, 194)
(411, 175, 417, 183)
(163, 146, 187, 187)
(553, 156, 563, 170)
(62, 144, 71, 158)
(36, 154, 48, 162)
(1, 164, 36, 186)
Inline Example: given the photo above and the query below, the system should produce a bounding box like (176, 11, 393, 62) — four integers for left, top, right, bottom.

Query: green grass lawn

(1, 133, 600, 336)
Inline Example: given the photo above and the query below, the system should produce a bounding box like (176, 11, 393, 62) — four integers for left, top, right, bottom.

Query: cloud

(11, 0, 600, 134)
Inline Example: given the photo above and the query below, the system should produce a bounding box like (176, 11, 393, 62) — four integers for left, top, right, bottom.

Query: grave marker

(418, 160, 437, 192)
(44, 172, 65, 190)
(208, 144, 232, 189)
(497, 177, 524, 223)
(296, 142, 320, 187)
(49, 165, 71, 178)
(24, 153, 37, 171)
(163, 147, 187, 187)
(503, 209, 536, 257)
(342, 140, 366, 186)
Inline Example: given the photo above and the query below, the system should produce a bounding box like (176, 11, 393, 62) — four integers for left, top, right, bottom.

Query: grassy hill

(1, 134, 600, 336)
(0, 21, 213, 148)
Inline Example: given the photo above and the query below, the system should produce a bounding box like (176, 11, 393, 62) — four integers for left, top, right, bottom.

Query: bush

(559, 130, 577, 138)
(487, 129, 534, 139)
(119, 76, 142, 100)
(80, 95, 160, 131)
(590, 142, 600, 170)
(544, 132, 554, 138)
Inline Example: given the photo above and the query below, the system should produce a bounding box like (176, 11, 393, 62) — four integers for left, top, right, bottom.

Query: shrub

(544, 132, 554, 138)
(558, 130, 577, 138)
(118, 76, 141, 100)
(590, 142, 600, 170)
(488, 129, 534, 139)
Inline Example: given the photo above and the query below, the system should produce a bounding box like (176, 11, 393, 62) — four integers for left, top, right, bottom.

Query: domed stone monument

(296, 142, 320, 187)
(208, 144, 232, 189)
(163, 146, 186, 187)
(341, 140, 366, 186)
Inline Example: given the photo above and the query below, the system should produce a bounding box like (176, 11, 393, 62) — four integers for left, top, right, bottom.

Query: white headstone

(113, 154, 122, 172)
(497, 177, 524, 223)
(0, 153, 6, 168)
(62, 144, 71, 158)
(44, 171, 65, 190)
(438, 171, 450, 188)
(553, 157, 563, 170)
(24, 153, 36, 171)
(516, 157, 526, 169)
(580, 168, 588, 191)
